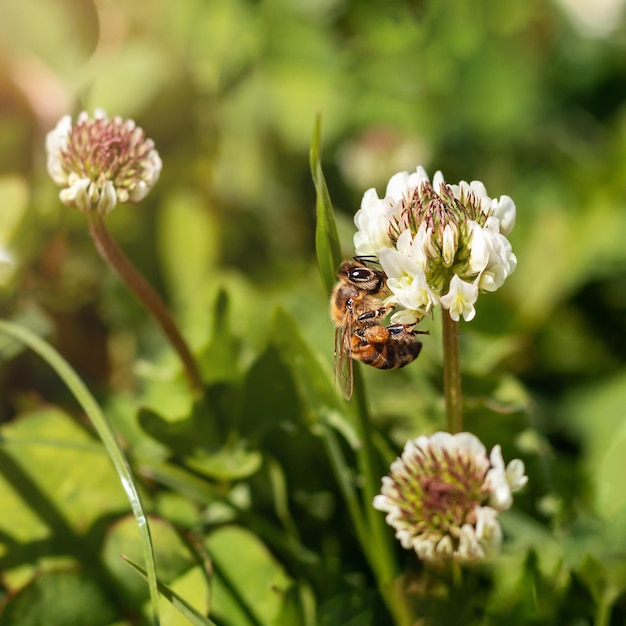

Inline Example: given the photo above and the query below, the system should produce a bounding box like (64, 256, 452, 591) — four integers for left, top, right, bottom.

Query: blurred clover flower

(46, 109, 162, 215)
(373, 431, 527, 562)
(0, 248, 13, 285)
(44, 109, 201, 392)
(353, 167, 516, 323)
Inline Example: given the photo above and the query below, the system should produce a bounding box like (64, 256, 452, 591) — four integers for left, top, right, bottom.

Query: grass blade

(310, 114, 342, 294)
(124, 555, 218, 626)
(0, 319, 161, 626)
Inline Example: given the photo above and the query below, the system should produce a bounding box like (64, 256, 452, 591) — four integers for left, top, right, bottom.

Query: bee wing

(334, 323, 354, 401)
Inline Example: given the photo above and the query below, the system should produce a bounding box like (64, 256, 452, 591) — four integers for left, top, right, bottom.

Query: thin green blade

(310, 114, 342, 294)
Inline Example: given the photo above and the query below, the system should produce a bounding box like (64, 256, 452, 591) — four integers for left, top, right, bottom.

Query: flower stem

(352, 368, 413, 626)
(442, 309, 462, 433)
(87, 212, 202, 394)
(594, 588, 617, 626)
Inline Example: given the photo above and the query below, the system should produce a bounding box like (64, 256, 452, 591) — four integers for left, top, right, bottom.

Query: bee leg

(357, 306, 390, 324)
(386, 324, 407, 336)
(358, 325, 391, 343)
(385, 323, 429, 337)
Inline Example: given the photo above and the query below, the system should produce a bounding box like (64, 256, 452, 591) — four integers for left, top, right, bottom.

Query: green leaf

(133, 363, 197, 424)
(137, 459, 226, 506)
(206, 525, 293, 626)
(317, 590, 377, 626)
(139, 404, 261, 482)
(577, 552, 626, 614)
(562, 370, 626, 519)
(310, 114, 341, 294)
(0, 569, 118, 626)
(0, 407, 129, 540)
(268, 307, 338, 422)
(185, 444, 263, 482)
(199, 288, 241, 384)
(241, 343, 301, 436)
(138, 404, 219, 457)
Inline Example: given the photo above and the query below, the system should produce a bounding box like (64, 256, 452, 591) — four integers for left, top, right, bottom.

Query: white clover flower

(379, 245, 437, 324)
(373, 431, 527, 562)
(353, 190, 398, 256)
(485, 444, 529, 510)
(45, 109, 162, 216)
(439, 274, 479, 322)
(352, 167, 516, 322)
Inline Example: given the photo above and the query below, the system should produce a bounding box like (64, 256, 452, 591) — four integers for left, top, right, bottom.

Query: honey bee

(330, 259, 423, 400)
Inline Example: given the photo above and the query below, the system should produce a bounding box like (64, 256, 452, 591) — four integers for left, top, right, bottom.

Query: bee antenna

(353, 255, 380, 266)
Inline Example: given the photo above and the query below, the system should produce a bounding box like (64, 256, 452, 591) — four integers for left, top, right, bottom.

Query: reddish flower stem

(87, 211, 202, 394)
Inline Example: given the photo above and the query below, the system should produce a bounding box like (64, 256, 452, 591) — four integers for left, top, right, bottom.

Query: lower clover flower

(352, 167, 517, 323)
(46, 109, 162, 215)
(373, 432, 527, 562)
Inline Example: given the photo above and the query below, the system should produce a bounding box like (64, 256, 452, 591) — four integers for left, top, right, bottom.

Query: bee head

(338, 261, 385, 293)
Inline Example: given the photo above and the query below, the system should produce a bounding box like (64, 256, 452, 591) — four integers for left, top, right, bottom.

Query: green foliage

(125, 557, 218, 626)
(1, 570, 118, 626)
(311, 115, 342, 295)
(0, 321, 160, 625)
(2, 0, 626, 623)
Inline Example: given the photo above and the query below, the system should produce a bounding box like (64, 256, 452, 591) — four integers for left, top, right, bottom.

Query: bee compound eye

(349, 268, 373, 282)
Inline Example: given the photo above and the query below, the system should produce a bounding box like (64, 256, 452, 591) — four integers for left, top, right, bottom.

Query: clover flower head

(352, 167, 516, 323)
(46, 109, 162, 215)
(373, 431, 527, 562)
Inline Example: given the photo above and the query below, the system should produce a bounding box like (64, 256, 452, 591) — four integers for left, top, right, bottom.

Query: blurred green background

(2, 0, 626, 623)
